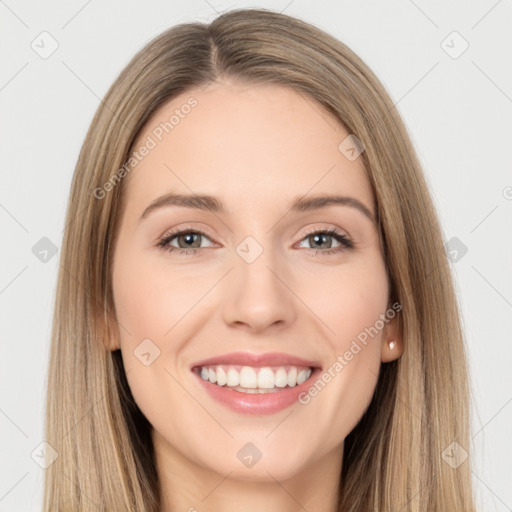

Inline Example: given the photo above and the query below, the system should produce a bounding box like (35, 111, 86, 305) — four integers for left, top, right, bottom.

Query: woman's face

(111, 81, 402, 483)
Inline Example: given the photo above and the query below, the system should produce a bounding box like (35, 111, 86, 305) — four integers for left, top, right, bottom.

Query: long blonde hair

(44, 8, 476, 511)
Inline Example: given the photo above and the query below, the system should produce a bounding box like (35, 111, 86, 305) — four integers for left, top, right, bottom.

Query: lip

(190, 351, 322, 369)
(190, 352, 322, 415)
(192, 366, 322, 415)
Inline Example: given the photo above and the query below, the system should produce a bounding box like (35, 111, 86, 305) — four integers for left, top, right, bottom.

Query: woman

(43, 8, 477, 511)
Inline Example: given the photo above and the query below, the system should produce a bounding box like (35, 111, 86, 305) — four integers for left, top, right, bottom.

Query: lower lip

(192, 367, 322, 415)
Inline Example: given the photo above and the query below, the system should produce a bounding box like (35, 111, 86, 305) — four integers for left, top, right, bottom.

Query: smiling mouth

(192, 364, 316, 393)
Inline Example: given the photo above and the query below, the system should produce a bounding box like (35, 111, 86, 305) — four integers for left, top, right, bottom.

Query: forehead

(124, 81, 374, 217)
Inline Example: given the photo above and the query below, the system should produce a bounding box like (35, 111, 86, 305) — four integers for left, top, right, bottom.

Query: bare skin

(109, 80, 403, 512)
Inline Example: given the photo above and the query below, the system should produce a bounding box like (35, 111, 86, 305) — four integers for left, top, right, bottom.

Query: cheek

(112, 248, 201, 344)
(292, 254, 388, 438)
(113, 268, 165, 341)
(112, 252, 196, 438)
(297, 251, 389, 349)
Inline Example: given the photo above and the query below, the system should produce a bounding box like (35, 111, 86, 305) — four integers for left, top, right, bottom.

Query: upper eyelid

(161, 225, 217, 243)
(300, 225, 348, 237)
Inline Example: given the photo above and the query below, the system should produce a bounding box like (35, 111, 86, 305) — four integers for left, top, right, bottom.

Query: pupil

(180, 233, 200, 248)
(312, 234, 330, 249)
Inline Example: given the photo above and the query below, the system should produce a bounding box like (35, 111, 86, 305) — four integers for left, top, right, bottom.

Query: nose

(221, 247, 297, 334)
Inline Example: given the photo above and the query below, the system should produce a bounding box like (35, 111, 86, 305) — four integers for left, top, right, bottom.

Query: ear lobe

(381, 313, 403, 363)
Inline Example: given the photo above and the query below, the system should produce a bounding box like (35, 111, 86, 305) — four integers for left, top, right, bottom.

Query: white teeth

(257, 367, 274, 388)
(239, 366, 258, 388)
(226, 368, 240, 387)
(197, 364, 313, 391)
(287, 367, 297, 387)
(216, 366, 227, 386)
(297, 369, 309, 385)
(274, 367, 288, 387)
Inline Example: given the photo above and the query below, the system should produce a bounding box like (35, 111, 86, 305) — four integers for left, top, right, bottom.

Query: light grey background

(1, 1, 511, 510)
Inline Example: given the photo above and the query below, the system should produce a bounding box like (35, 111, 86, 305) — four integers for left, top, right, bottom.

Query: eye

(296, 228, 354, 256)
(156, 229, 214, 256)
(156, 227, 354, 257)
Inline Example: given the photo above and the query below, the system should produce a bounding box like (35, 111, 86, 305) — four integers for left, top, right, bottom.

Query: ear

(381, 308, 403, 363)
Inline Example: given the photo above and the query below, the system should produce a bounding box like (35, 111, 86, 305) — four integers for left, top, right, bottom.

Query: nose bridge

(221, 231, 296, 331)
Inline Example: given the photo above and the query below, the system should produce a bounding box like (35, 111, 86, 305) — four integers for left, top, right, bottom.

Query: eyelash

(156, 227, 354, 257)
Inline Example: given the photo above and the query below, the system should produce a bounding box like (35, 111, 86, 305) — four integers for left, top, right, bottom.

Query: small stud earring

(388, 340, 396, 350)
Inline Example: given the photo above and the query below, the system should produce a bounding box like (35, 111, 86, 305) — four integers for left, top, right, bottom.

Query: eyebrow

(139, 192, 375, 224)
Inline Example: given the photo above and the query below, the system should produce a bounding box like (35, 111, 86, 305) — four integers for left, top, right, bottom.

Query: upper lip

(191, 351, 322, 369)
